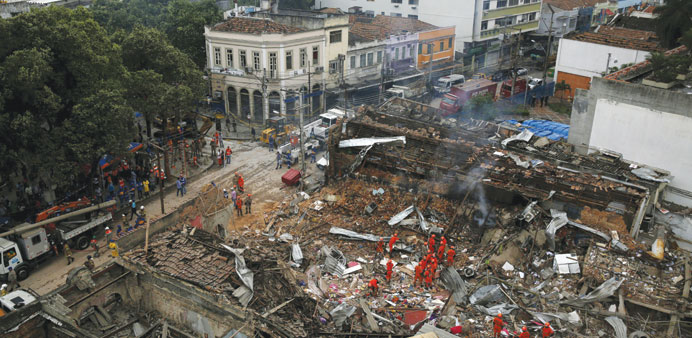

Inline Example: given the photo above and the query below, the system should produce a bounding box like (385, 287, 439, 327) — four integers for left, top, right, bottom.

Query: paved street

(20, 137, 321, 295)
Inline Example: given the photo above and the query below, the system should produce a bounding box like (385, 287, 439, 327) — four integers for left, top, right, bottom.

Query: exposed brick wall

(556, 71, 591, 98)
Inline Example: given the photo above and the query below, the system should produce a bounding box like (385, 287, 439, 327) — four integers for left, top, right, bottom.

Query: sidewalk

(528, 102, 570, 124)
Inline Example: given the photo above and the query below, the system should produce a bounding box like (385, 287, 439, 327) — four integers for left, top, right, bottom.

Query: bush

(548, 101, 571, 116)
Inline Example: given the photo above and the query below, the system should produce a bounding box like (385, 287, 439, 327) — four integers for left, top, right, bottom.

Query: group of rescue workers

(366, 232, 556, 337)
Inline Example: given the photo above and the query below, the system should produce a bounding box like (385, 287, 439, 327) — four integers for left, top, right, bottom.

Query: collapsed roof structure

(5, 97, 690, 338)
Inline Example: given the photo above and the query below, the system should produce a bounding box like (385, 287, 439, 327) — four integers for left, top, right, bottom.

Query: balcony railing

(479, 20, 540, 39)
(210, 66, 325, 80)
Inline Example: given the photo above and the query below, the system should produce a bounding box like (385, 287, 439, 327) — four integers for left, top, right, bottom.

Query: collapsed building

(4, 97, 690, 337)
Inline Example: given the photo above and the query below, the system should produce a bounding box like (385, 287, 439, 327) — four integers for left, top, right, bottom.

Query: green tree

(165, 0, 223, 68)
(91, 0, 169, 33)
(654, 0, 692, 48)
(554, 80, 571, 101)
(279, 0, 315, 10)
(465, 93, 497, 120)
(0, 7, 132, 191)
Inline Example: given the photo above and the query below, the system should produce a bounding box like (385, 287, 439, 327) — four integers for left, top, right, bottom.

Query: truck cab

(435, 75, 465, 95)
(1, 238, 25, 281)
(439, 93, 462, 117)
(1, 228, 51, 281)
(0, 289, 38, 316)
(500, 78, 527, 98)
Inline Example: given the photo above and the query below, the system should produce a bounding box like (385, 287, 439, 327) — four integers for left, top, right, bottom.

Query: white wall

(589, 99, 692, 206)
(555, 39, 651, 80)
(316, 0, 420, 17)
(419, 0, 476, 51)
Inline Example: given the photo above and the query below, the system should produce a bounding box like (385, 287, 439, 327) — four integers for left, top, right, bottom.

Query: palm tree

(654, 0, 692, 48)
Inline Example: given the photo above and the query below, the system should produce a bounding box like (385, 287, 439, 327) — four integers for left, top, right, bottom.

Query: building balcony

(210, 65, 326, 82)
(483, 3, 541, 20)
(479, 20, 540, 40)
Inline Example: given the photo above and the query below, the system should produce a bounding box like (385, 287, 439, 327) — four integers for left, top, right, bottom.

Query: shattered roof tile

(348, 14, 438, 43)
(544, 0, 602, 10)
(565, 30, 663, 52)
(212, 17, 304, 34)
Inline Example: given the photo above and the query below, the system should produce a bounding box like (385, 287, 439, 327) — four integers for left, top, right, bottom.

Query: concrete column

(224, 86, 230, 116)
(280, 92, 286, 116)
(236, 90, 241, 119)
(263, 93, 269, 124)
(248, 89, 254, 122)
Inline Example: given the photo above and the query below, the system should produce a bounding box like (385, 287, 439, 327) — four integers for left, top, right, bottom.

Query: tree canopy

(90, 0, 222, 68)
(654, 0, 692, 48)
(0, 6, 133, 191)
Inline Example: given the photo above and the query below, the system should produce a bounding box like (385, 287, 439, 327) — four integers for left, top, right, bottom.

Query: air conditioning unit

(411, 6, 417, 9)
(293, 70, 299, 76)
(245, 67, 253, 74)
(315, 66, 324, 72)
(214, 91, 223, 99)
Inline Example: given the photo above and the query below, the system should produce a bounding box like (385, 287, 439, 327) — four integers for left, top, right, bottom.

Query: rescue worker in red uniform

(542, 322, 554, 337)
(376, 237, 384, 255)
(447, 246, 456, 266)
(388, 233, 399, 254)
(424, 270, 432, 289)
(519, 326, 530, 338)
(428, 234, 436, 252)
(493, 313, 504, 338)
(414, 263, 423, 286)
(386, 259, 394, 283)
(368, 278, 378, 296)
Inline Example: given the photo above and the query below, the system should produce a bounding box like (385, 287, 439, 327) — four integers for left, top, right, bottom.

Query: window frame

(329, 30, 342, 44)
(377, 51, 383, 63)
(214, 47, 221, 66)
(300, 48, 307, 68)
(226, 49, 233, 68)
(360, 54, 366, 68)
(312, 46, 319, 65)
(253, 51, 261, 71)
(240, 50, 247, 68)
(350, 55, 356, 69)
(285, 50, 293, 71)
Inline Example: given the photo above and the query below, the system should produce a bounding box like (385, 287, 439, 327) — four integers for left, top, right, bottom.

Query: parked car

(528, 77, 544, 90)
(514, 67, 528, 76)
(491, 69, 512, 82)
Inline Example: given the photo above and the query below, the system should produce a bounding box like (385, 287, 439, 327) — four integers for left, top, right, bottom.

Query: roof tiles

(212, 17, 304, 35)
(348, 15, 438, 43)
(565, 30, 663, 52)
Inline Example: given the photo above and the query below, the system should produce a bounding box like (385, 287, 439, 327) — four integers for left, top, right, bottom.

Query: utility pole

(156, 152, 165, 214)
(379, 52, 386, 104)
(428, 43, 434, 91)
(307, 60, 312, 117)
(339, 54, 346, 111)
(543, 4, 555, 85)
(510, 29, 522, 103)
(297, 89, 307, 182)
(262, 68, 268, 125)
(322, 76, 327, 114)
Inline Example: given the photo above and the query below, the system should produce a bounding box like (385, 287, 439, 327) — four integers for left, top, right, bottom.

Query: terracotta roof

(596, 26, 657, 41)
(320, 7, 344, 14)
(544, 0, 602, 10)
(565, 31, 663, 52)
(348, 15, 437, 44)
(604, 45, 688, 82)
(212, 17, 304, 34)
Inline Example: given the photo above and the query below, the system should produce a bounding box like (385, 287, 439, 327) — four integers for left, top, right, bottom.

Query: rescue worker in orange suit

(388, 233, 399, 254)
(376, 237, 384, 257)
(236, 196, 243, 217)
(438, 236, 447, 260)
(368, 278, 378, 296)
(424, 270, 432, 289)
(493, 313, 504, 338)
(447, 246, 456, 266)
(414, 263, 423, 286)
(519, 326, 530, 338)
(542, 322, 554, 337)
(237, 175, 244, 193)
(386, 259, 394, 283)
(428, 234, 436, 252)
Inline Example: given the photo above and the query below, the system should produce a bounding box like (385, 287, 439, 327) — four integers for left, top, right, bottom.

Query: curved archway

(312, 84, 322, 114)
(240, 89, 250, 120)
(252, 90, 263, 122)
(268, 91, 281, 117)
(227, 86, 237, 117)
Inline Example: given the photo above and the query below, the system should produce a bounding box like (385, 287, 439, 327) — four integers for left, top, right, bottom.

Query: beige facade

(204, 13, 349, 124)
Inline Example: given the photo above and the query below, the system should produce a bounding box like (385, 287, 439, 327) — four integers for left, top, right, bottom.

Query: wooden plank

(359, 299, 380, 332)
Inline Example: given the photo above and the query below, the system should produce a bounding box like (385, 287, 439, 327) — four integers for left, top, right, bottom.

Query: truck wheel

(16, 266, 30, 281)
(75, 235, 90, 250)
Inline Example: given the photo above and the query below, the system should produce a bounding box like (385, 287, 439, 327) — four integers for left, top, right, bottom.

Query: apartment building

(204, 10, 349, 122)
(316, 0, 542, 68)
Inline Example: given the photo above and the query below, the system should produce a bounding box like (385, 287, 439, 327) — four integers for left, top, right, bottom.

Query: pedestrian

(218, 131, 224, 147)
(386, 259, 393, 283)
(251, 127, 256, 141)
(105, 226, 112, 244)
(375, 237, 384, 257)
(109, 241, 119, 258)
(368, 278, 378, 296)
(95, 186, 103, 203)
(210, 137, 217, 158)
(138, 206, 146, 222)
(268, 135, 274, 152)
(245, 194, 252, 214)
(1, 284, 7, 296)
(276, 151, 282, 169)
(542, 322, 554, 337)
(84, 255, 95, 271)
(231, 187, 237, 206)
(223, 189, 229, 199)
(180, 175, 187, 195)
(428, 234, 436, 252)
(226, 117, 231, 132)
(108, 182, 115, 200)
(519, 326, 530, 338)
(7, 267, 18, 291)
(218, 149, 224, 166)
(232, 119, 237, 132)
(64, 243, 74, 265)
(236, 196, 243, 217)
(531, 94, 536, 107)
(226, 146, 232, 164)
(176, 177, 182, 197)
(543, 95, 549, 107)
(129, 200, 136, 220)
(310, 149, 316, 163)
(493, 313, 504, 338)
(388, 232, 399, 253)
(91, 236, 100, 258)
(424, 270, 432, 289)
(137, 180, 143, 199)
(237, 174, 245, 193)
(247, 113, 251, 121)
(143, 179, 150, 197)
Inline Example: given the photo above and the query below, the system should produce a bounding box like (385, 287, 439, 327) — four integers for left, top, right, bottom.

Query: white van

(435, 74, 466, 94)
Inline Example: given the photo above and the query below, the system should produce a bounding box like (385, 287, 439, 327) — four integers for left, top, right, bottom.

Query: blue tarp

(505, 119, 570, 141)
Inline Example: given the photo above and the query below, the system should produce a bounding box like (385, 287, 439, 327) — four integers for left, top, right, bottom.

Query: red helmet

(522, 326, 527, 331)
